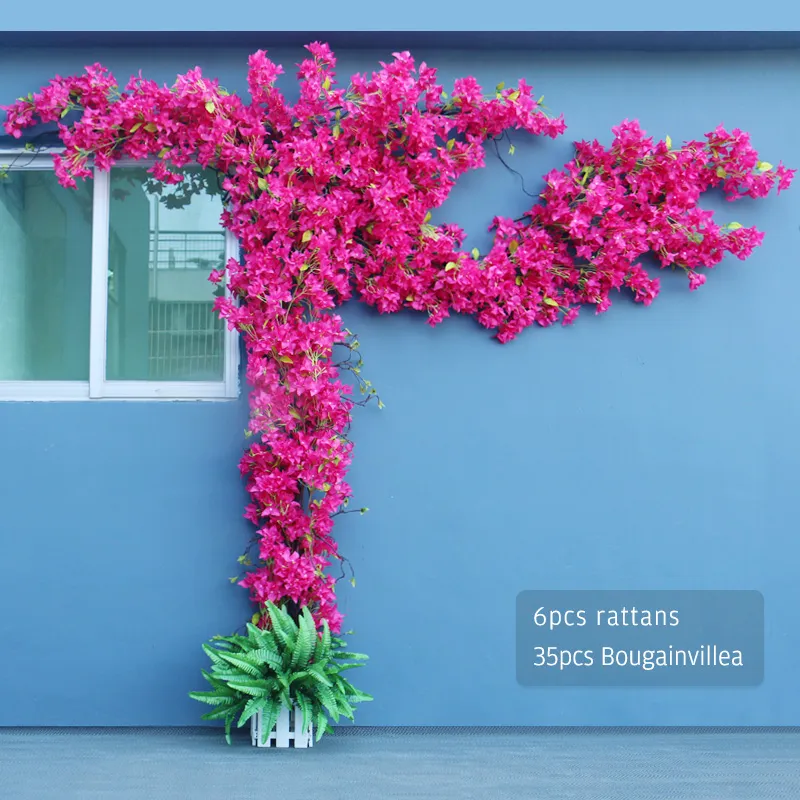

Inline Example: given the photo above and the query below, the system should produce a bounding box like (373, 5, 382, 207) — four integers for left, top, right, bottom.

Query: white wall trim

(0, 149, 65, 170)
(0, 381, 90, 401)
(223, 229, 241, 400)
(89, 167, 110, 399)
(94, 380, 235, 400)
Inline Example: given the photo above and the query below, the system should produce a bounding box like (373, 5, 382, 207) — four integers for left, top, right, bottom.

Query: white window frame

(0, 149, 240, 402)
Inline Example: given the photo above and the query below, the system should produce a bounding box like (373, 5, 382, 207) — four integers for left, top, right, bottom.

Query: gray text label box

(516, 590, 764, 687)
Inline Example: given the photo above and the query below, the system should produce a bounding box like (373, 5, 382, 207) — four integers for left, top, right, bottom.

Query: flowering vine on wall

(3, 43, 793, 733)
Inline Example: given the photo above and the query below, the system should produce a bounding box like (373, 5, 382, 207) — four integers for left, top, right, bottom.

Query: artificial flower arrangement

(189, 602, 370, 745)
(3, 43, 793, 743)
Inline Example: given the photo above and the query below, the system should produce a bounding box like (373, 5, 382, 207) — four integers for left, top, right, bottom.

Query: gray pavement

(1, 727, 798, 799)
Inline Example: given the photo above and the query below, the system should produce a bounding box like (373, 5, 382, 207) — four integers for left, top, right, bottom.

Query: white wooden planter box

(251, 705, 314, 748)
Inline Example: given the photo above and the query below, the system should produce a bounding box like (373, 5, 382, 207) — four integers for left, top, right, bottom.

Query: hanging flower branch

(3, 45, 792, 647)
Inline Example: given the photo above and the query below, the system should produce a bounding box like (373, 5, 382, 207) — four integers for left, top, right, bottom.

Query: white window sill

(0, 381, 239, 402)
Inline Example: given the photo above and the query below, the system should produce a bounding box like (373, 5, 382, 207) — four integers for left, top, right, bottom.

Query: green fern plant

(189, 601, 372, 744)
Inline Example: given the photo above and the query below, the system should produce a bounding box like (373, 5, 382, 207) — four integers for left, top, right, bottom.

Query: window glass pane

(106, 167, 226, 382)
(0, 168, 92, 380)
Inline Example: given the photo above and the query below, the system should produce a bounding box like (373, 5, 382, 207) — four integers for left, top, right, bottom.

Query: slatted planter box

(251, 705, 314, 748)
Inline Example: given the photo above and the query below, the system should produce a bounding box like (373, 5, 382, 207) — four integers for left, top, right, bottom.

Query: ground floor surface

(1, 727, 798, 799)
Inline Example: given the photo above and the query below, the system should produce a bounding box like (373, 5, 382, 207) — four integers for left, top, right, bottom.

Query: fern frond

(314, 684, 340, 721)
(290, 608, 315, 671)
(247, 647, 282, 672)
(266, 603, 295, 654)
(217, 652, 261, 678)
(295, 691, 313, 735)
(258, 697, 282, 745)
(313, 622, 331, 665)
(188, 691, 237, 706)
(227, 678, 274, 697)
(238, 695, 269, 727)
(306, 664, 333, 687)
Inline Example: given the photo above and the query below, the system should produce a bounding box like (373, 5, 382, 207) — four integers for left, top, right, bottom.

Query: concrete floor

(1, 727, 798, 800)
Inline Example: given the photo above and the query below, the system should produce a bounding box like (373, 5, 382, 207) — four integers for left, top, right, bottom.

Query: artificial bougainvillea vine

(3, 44, 793, 636)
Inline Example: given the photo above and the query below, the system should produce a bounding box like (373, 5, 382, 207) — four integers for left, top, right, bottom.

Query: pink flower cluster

(3, 44, 792, 634)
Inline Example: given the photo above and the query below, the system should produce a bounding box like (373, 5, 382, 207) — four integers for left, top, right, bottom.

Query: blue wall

(1, 43, 799, 726)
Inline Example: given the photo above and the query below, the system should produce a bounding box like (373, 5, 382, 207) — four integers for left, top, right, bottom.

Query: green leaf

(423, 211, 432, 224)
(288, 669, 312, 687)
(205, 101, 215, 113)
(346, 688, 374, 703)
(258, 697, 282, 745)
(543, 297, 559, 307)
(201, 643, 227, 667)
(265, 603, 297, 654)
(471, 248, 480, 259)
(322, 76, 331, 91)
(217, 652, 261, 678)
(508, 144, 515, 155)
(295, 692, 313, 734)
(716, 166, 727, 178)
(238, 695, 269, 727)
(495, 82, 505, 92)
(332, 651, 369, 661)
(60, 107, 70, 118)
(200, 703, 242, 721)
(508, 90, 520, 101)
(334, 663, 366, 674)
(444, 261, 459, 272)
(257, 177, 268, 191)
(204, 707, 231, 732)
(446, 139, 455, 151)
(315, 684, 340, 721)
(248, 647, 283, 672)
(313, 622, 332, 666)
(665, 135, 672, 150)
(508, 240, 519, 255)
(301, 230, 313, 243)
(726, 221, 743, 231)
(315, 709, 328, 742)
(757, 161, 773, 172)
(306, 664, 333, 687)
(227, 679, 273, 697)
(188, 691, 236, 706)
(246, 623, 275, 648)
(290, 608, 316, 671)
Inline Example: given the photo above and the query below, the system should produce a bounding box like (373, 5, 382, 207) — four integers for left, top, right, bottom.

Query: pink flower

(688, 271, 707, 291)
(7, 47, 791, 637)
